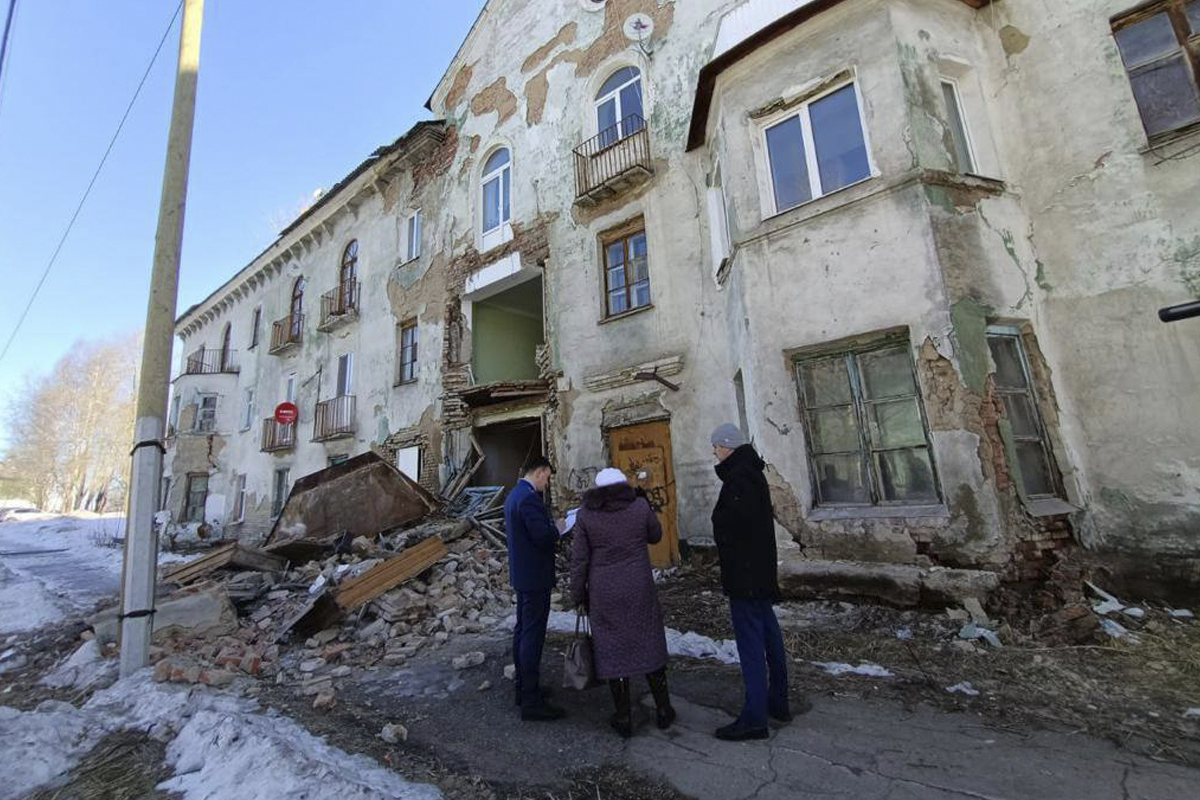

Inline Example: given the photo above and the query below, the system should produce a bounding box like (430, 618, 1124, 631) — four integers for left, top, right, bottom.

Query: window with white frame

(284, 373, 296, 404)
(763, 81, 872, 214)
(272, 468, 290, 517)
(336, 353, 354, 397)
(168, 395, 181, 434)
(940, 78, 977, 174)
(242, 388, 255, 430)
(230, 473, 247, 522)
(595, 66, 645, 146)
(195, 394, 217, 432)
(396, 446, 421, 481)
(481, 148, 511, 246)
(405, 210, 422, 262)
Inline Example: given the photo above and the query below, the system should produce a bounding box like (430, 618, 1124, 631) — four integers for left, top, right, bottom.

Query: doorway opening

(472, 417, 544, 491)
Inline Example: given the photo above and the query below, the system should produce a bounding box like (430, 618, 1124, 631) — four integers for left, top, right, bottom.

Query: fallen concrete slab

(89, 586, 237, 645)
(778, 557, 1000, 607)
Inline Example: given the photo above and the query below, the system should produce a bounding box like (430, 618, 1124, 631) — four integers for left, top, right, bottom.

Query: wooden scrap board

(335, 536, 447, 610)
(165, 543, 288, 585)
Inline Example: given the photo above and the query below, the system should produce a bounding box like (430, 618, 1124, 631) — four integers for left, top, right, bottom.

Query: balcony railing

(573, 114, 653, 205)
(269, 314, 304, 354)
(184, 348, 239, 375)
(313, 395, 356, 441)
(318, 282, 360, 331)
(261, 418, 296, 452)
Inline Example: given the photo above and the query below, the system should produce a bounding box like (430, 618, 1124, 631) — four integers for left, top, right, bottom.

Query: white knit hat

(595, 467, 627, 487)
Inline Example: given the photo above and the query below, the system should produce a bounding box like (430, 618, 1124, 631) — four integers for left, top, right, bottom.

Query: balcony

(318, 282, 360, 331)
(184, 348, 238, 375)
(573, 114, 653, 207)
(313, 395, 356, 442)
(261, 418, 296, 452)
(269, 314, 304, 354)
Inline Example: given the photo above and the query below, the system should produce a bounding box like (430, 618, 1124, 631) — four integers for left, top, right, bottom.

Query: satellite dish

(624, 13, 654, 42)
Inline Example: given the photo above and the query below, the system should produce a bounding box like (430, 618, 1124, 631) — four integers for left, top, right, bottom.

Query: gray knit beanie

(710, 423, 746, 449)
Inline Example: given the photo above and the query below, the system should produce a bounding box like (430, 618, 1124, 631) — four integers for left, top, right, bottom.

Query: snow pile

(811, 661, 894, 678)
(946, 682, 980, 696)
(0, 563, 68, 634)
(520, 610, 743, 665)
(40, 640, 117, 691)
(0, 673, 443, 800)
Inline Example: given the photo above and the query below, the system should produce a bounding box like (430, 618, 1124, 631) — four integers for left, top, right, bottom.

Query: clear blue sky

(0, 1, 481, 447)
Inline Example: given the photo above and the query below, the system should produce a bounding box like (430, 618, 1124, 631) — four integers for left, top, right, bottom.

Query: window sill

(1141, 120, 1200, 156)
(599, 303, 654, 325)
(807, 504, 949, 522)
(1023, 497, 1078, 518)
(393, 378, 419, 388)
(763, 172, 879, 224)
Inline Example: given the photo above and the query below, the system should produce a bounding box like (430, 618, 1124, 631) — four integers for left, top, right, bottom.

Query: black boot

(608, 678, 632, 738)
(646, 668, 676, 730)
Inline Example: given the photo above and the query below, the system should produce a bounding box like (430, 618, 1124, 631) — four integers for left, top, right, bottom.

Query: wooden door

(608, 420, 680, 567)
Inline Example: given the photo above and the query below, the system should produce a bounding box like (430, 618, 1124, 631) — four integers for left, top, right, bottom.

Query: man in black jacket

(710, 423, 790, 741)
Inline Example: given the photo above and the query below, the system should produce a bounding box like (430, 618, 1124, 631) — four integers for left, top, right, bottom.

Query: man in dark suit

(504, 456, 566, 721)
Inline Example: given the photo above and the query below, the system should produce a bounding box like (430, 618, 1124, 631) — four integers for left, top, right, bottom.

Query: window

(195, 394, 217, 433)
(230, 473, 247, 522)
(242, 388, 255, 430)
(272, 468, 290, 517)
(1113, 1, 1200, 137)
(602, 227, 651, 317)
(396, 446, 421, 481)
(707, 162, 733, 275)
(340, 240, 358, 298)
(284, 373, 297, 404)
(481, 148, 511, 242)
(733, 370, 749, 437)
(397, 323, 418, 383)
(940, 78, 976, 174)
(595, 66, 645, 146)
(159, 477, 171, 512)
(986, 328, 1061, 499)
(336, 353, 354, 397)
(328, 454, 350, 467)
(796, 339, 939, 506)
(168, 395, 181, 434)
(764, 82, 872, 214)
(405, 210, 422, 262)
(182, 474, 209, 522)
(219, 323, 233, 371)
(250, 306, 262, 349)
(290, 277, 305, 335)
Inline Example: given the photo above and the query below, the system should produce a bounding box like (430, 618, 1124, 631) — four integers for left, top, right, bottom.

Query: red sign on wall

(274, 402, 299, 425)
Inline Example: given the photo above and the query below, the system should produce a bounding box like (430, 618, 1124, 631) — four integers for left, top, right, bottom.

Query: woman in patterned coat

(570, 467, 675, 737)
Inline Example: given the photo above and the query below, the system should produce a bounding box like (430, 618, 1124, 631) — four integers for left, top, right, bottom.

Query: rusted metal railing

(184, 348, 238, 375)
(313, 395, 356, 441)
(319, 281, 360, 329)
(269, 314, 304, 353)
(261, 418, 296, 452)
(573, 114, 651, 200)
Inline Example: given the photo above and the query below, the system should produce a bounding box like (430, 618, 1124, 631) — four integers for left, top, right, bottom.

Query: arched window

(481, 148, 511, 241)
(290, 277, 305, 337)
(595, 66, 644, 145)
(339, 240, 358, 310)
(219, 323, 232, 371)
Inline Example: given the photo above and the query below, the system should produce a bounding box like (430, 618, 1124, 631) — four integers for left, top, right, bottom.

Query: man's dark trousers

(729, 598, 788, 728)
(513, 589, 552, 709)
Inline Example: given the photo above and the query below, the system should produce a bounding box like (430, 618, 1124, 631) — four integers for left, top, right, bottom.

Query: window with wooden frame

(272, 468, 290, 518)
(230, 473, 247, 522)
(397, 322, 418, 384)
(195, 394, 217, 432)
(986, 326, 1062, 500)
(1112, 1, 1200, 138)
(182, 473, 209, 522)
(795, 337, 940, 507)
(249, 306, 262, 349)
(601, 222, 651, 318)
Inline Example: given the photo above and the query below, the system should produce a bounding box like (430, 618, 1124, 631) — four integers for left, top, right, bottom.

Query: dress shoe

(520, 702, 566, 722)
(715, 721, 769, 741)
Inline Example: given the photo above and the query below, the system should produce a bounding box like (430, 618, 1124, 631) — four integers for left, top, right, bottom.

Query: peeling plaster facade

(164, 0, 1200, 593)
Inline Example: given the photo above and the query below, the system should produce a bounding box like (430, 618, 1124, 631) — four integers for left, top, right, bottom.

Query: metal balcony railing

(184, 348, 239, 375)
(318, 282, 360, 330)
(313, 395, 356, 441)
(261, 418, 296, 452)
(269, 314, 304, 353)
(573, 114, 653, 203)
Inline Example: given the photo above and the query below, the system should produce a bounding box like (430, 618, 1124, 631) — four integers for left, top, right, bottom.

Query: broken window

(481, 148, 511, 244)
(940, 78, 977, 174)
(595, 66, 645, 146)
(764, 82, 871, 214)
(795, 338, 939, 507)
(195, 394, 217, 433)
(1113, 1, 1200, 137)
(602, 226, 651, 317)
(272, 468, 290, 518)
(182, 473, 209, 523)
(250, 306, 261, 349)
(733, 370, 749, 438)
(708, 161, 733, 276)
(230, 473, 247, 522)
(397, 323, 418, 384)
(406, 210, 422, 262)
(986, 327, 1062, 499)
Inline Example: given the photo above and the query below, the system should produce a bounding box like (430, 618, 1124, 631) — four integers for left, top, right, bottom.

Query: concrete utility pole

(120, 0, 204, 677)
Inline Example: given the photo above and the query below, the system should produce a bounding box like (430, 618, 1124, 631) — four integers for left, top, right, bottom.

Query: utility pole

(120, 0, 203, 677)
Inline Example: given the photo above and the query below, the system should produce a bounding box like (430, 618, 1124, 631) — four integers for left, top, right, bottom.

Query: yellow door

(608, 420, 680, 567)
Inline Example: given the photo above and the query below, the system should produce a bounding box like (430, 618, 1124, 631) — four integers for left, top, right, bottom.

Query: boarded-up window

(1113, 1, 1200, 137)
(795, 338, 939, 507)
(396, 446, 421, 481)
(230, 474, 247, 522)
(182, 474, 209, 522)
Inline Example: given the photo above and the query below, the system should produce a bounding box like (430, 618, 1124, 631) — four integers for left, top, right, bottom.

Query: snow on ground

(0, 672, 444, 800)
(522, 610, 743, 665)
(812, 661, 895, 678)
(0, 563, 71, 634)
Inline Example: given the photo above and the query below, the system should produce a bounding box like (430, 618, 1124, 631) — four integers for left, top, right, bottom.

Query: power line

(0, 0, 184, 368)
(0, 0, 19, 120)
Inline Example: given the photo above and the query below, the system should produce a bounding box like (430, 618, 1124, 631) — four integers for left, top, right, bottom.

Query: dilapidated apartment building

(163, 0, 1200, 595)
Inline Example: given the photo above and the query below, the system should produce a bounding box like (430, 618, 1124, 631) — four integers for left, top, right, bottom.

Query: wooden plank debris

(336, 536, 448, 610)
(165, 543, 288, 586)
